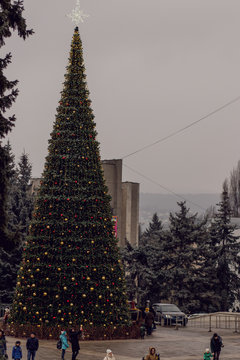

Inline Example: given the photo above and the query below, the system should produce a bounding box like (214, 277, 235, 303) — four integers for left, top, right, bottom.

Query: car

(152, 303, 188, 326)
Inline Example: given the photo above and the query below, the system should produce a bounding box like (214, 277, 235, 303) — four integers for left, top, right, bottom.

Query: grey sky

(5, 0, 240, 193)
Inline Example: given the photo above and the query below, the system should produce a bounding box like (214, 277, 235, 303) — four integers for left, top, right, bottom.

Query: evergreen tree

(0, 142, 18, 303)
(122, 214, 166, 305)
(143, 213, 163, 238)
(210, 181, 240, 311)
(165, 201, 211, 313)
(0, 0, 33, 250)
(8, 152, 33, 235)
(0, 147, 33, 303)
(11, 28, 129, 335)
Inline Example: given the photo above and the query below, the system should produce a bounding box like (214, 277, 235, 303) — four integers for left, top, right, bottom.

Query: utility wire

(123, 163, 207, 211)
(122, 95, 240, 159)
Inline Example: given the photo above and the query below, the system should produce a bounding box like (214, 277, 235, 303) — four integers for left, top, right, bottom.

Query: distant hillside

(140, 193, 220, 229)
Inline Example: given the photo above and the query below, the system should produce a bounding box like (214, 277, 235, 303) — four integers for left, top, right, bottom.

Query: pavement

(4, 325, 240, 360)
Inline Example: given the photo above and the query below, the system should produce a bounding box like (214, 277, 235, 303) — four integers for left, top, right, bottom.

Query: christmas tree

(11, 27, 130, 337)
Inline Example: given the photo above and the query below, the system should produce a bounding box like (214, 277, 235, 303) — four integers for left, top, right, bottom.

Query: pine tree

(210, 181, 240, 311)
(0, 147, 33, 303)
(143, 213, 163, 238)
(10, 28, 129, 336)
(0, 142, 18, 303)
(0, 0, 33, 250)
(165, 202, 211, 313)
(8, 152, 33, 236)
(122, 214, 165, 305)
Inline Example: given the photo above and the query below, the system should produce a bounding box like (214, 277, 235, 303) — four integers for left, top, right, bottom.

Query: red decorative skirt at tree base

(9, 323, 141, 340)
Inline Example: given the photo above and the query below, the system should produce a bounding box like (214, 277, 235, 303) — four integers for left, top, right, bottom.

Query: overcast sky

(5, 0, 240, 194)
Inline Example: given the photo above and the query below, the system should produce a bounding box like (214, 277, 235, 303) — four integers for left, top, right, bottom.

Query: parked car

(152, 303, 188, 326)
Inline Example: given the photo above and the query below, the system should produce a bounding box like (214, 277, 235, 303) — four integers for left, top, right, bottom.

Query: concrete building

(29, 159, 139, 247)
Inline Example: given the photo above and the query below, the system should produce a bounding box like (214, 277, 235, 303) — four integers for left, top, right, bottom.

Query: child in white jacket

(103, 349, 116, 360)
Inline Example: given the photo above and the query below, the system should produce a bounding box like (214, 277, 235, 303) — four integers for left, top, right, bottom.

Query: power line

(123, 163, 207, 211)
(122, 95, 240, 159)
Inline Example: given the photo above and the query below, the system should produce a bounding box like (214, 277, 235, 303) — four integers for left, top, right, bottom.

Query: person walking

(26, 333, 39, 360)
(0, 330, 6, 360)
(145, 311, 154, 335)
(12, 341, 22, 360)
(210, 333, 224, 360)
(69, 326, 82, 360)
(60, 330, 69, 360)
(103, 349, 116, 360)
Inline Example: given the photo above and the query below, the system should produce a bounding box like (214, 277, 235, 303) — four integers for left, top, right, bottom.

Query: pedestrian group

(0, 326, 224, 360)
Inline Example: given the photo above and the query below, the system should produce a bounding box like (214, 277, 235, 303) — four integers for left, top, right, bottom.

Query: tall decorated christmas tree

(10, 26, 130, 338)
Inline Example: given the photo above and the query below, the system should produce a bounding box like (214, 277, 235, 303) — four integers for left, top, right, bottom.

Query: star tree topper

(67, 0, 89, 26)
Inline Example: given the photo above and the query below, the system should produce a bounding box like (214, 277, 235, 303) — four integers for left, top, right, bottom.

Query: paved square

(4, 326, 240, 360)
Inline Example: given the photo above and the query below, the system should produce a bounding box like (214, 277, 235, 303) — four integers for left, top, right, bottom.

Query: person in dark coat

(26, 333, 39, 360)
(210, 333, 223, 360)
(145, 311, 154, 335)
(69, 326, 82, 360)
(0, 330, 6, 360)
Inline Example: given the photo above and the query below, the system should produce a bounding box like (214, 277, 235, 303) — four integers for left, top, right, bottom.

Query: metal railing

(188, 312, 240, 332)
